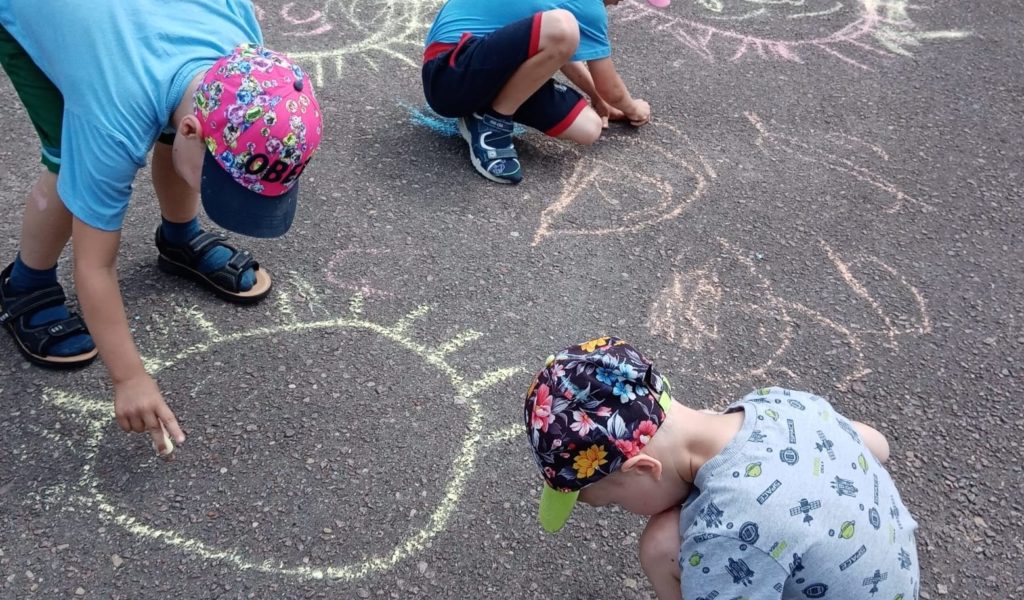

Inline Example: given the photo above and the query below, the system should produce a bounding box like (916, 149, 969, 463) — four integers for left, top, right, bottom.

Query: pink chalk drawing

(617, 0, 968, 69)
(745, 111, 928, 213)
(647, 237, 931, 389)
(531, 122, 717, 245)
(254, 0, 442, 85)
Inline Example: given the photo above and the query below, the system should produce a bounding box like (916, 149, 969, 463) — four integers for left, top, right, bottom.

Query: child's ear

(178, 114, 202, 139)
(621, 455, 662, 481)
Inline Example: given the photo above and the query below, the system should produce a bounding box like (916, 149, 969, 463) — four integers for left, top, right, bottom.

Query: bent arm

(586, 57, 634, 111)
(71, 217, 146, 384)
(853, 421, 891, 463)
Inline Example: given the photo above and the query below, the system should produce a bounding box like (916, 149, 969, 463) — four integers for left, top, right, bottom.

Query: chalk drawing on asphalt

(31, 275, 526, 581)
(531, 122, 717, 245)
(618, 0, 969, 69)
(647, 237, 931, 388)
(255, 0, 442, 85)
(745, 111, 928, 212)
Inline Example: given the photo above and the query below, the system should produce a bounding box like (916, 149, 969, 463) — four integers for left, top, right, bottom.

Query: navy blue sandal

(155, 228, 273, 304)
(0, 262, 98, 369)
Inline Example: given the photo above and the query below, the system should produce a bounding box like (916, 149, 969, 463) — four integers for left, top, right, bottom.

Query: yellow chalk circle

(41, 286, 522, 581)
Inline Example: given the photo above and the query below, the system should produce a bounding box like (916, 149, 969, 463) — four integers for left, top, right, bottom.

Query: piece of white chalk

(153, 425, 175, 457)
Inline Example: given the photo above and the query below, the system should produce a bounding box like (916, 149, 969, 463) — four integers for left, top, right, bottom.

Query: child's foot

(458, 112, 523, 184)
(155, 219, 273, 304)
(0, 260, 98, 369)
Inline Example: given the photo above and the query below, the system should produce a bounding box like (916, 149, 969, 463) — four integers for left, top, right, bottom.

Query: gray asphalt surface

(1, 1, 1022, 598)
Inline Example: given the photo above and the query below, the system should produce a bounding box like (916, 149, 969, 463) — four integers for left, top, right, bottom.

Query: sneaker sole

(458, 118, 519, 185)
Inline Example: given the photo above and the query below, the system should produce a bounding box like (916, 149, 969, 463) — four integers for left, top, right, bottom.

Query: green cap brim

(539, 484, 579, 533)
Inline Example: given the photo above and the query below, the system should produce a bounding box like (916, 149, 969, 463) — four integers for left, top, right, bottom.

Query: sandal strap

(484, 147, 518, 161)
(187, 231, 229, 258)
(41, 315, 89, 342)
(207, 249, 258, 292)
(0, 286, 67, 326)
(18, 314, 90, 356)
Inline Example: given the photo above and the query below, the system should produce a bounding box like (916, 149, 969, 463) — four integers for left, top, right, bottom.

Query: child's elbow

(853, 421, 890, 464)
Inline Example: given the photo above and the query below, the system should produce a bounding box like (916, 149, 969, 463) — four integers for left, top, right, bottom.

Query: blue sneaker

(458, 112, 523, 184)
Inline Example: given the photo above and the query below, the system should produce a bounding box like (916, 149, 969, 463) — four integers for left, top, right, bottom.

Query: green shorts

(0, 23, 63, 173)
(0, 25, 175, 174)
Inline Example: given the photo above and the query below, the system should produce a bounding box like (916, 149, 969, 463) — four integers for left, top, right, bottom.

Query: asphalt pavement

(1, 0, 1022, 598)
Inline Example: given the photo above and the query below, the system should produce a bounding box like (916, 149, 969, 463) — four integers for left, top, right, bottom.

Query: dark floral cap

(523, 337, 671, 532)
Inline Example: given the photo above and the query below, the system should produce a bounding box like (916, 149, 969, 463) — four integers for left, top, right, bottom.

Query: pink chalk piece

(647, 0, 670, 7)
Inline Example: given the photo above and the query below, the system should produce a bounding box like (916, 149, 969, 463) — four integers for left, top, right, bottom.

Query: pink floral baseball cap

(523, 337, 672, 532)
(193, 44, 323, 238)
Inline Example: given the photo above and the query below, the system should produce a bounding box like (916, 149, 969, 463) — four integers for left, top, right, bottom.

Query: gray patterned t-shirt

(679, 388, 919, 600)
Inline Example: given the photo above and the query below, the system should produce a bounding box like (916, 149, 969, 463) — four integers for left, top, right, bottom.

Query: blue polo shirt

(425, 0, 611, 62)
(0, 0, 263, 231)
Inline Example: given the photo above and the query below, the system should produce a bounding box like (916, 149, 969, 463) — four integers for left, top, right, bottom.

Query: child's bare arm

(72, 219, 184, 453)
(587, 57, 650, 126)
(853, 421, 890, 463)
(561, 61, 600, 100)
(560, 61, 625, 126)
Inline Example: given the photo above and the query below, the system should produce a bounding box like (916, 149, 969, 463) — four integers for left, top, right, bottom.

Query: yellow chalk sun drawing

(36, 277, 523, 581)
(256, 0, 443, 85)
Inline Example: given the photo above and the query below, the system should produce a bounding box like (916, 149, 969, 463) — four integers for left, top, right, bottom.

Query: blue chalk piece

(402, 103, 526, 138)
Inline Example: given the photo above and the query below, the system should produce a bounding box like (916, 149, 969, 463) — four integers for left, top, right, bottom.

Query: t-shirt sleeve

(681, 536, 788, 600)
(57, 109, 142, 231)
(568, 0, 611, 61)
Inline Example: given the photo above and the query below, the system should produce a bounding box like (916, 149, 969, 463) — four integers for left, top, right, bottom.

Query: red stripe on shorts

(545, 98, 589, 137)
(423, 42, 457, 64)
(422, 32, 474, 65)
(528, 13, 543, 57)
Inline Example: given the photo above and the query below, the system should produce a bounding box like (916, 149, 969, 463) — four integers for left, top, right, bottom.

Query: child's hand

(593, 98, 627, 128)
(625, 99, 651, 127)
(114, 373, 185, 455)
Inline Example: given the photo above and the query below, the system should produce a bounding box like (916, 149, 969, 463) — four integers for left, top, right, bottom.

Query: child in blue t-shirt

(422, 0, 654, 184)
(524, 337, 920, 600)
(0, 2, 321, 455)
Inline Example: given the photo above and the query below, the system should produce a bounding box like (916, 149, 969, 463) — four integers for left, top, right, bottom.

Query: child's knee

(572, 108, 603, 145)
(557, 107, 602, 145)
(541, 9, 580, 57)
(639, 509, 681, 575)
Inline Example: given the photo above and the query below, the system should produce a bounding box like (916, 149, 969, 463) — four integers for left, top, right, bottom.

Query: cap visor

(200, 152, 298, 238)
(539, 485, 579, 533)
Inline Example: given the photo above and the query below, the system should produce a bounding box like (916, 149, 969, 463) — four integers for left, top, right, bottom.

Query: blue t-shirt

(679, 388, 919, 599)
(0, 1, 263, 231)
(424, 0, 611, 62)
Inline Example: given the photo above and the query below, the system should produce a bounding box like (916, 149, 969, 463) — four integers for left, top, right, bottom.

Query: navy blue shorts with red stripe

(422, 13, 588, 137)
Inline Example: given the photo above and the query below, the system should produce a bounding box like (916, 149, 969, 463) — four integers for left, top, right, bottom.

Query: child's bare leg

(18, 171, 71, 269)
(4, 170, 95, 361)
(152, 142, 200, 222)
(491, 9, 579, 115)
(639, 508, 683, 600)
